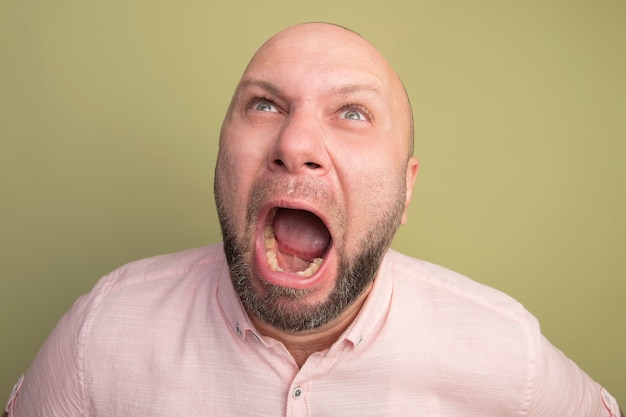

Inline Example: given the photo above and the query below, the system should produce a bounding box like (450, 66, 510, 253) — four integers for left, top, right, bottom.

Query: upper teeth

(264, 225, 323, 277)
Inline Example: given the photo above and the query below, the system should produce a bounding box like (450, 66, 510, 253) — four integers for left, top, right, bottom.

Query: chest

(83, 330, 520, 417)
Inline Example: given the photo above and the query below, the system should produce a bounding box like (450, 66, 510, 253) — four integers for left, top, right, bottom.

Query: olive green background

(1, 0, 624, 408)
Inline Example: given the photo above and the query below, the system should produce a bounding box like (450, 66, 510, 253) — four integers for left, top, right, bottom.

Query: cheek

(340, 160, 396, 217)
(215, 150, 252, 230)
(221, 124, 273, 176)
(216, 132, 271, 225)
(345, 151, 407, 214)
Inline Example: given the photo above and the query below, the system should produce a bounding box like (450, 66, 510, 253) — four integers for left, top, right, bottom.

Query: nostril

(274, 159, 320, 170)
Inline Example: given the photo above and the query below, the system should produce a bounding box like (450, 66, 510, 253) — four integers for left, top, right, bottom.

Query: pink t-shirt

(6, 244, 621, 416)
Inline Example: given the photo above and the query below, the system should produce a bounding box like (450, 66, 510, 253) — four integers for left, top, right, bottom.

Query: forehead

(240, 25, 395, 99)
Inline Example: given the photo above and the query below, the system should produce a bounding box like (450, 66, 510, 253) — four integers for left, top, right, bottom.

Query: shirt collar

(339, 249, 394, 347)
(215, 249, 260, 341)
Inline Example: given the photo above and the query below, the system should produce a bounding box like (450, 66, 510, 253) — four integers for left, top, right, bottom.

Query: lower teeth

(264, 225, 322, 277)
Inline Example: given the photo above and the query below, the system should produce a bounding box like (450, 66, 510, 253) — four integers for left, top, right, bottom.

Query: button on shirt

(7, 244, 619, 416)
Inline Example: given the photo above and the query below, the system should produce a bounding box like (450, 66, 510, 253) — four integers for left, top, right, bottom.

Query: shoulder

(383, 249, 541, 379)
(51, 243, 227, 337)
(12, 244, 230, 415)
(80, 243, 228, 333)
(91, 243, 225, 295)
(78, 243, 230, 380)
(384, 249, 537, 330)
(379, 250, 543, 413)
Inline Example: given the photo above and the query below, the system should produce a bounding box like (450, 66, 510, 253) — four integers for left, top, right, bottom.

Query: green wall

(1, 0, 624, 407)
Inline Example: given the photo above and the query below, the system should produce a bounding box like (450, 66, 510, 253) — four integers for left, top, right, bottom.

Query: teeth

(266, 248, 282, 272)
(264, 225, 276, 250)
(296, 257, 322, 277)
(264, 224, 323, 276)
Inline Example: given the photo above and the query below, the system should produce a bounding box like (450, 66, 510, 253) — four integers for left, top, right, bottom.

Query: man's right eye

(252, 100, 278, 112)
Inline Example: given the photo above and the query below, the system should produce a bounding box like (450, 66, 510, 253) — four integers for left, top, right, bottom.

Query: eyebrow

(236, 79, 283, 98)
(235, 78, 385, 100)
(330, 83, 384, 98)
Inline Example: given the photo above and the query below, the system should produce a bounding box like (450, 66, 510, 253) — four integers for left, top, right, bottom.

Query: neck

(249, 285, 372, 368)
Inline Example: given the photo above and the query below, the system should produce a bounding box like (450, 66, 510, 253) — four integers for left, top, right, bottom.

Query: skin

(214, 23, 419, 367)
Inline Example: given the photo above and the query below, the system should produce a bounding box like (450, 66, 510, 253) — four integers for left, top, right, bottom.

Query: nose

(268, 110, 330, 175)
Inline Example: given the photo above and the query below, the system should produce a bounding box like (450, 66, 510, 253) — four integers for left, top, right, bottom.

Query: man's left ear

(401, 156, 419, 224)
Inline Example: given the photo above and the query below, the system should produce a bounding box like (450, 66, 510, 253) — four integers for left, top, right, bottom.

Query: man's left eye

(340, 109, 367, 121)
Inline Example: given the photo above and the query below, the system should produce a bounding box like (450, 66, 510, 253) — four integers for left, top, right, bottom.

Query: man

(6, 22, 621, 416)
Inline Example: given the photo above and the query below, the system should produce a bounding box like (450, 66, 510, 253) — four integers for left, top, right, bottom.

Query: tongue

(273, 209, 330, 261)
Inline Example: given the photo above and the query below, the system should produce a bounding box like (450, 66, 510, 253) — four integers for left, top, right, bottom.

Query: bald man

(7, 23, 621, 417)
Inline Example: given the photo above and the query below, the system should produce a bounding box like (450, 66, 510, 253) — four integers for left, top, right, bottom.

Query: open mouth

(263, 208, 332, 277)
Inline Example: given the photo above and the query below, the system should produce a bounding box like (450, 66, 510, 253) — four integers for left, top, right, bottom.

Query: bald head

(230, 23, 414, 158)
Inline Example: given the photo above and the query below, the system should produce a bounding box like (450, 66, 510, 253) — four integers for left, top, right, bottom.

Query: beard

(214, 174, 406, 333)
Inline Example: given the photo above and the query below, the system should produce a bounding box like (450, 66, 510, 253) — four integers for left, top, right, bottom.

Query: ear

(401, 156, 419, 224)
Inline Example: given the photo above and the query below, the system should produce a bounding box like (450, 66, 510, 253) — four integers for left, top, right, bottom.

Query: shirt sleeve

(7, 291, 95, 417)
(525, 333, 620, 417)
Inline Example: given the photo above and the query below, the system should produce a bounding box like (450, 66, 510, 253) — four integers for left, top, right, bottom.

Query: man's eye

(340, 108, 368, 121)
(252, 100, 278, 112)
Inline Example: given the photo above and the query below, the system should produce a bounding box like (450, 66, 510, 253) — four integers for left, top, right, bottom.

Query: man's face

(214, 24, 418, 333)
